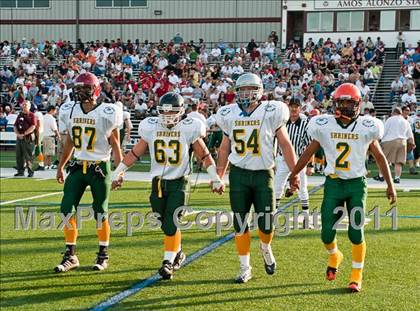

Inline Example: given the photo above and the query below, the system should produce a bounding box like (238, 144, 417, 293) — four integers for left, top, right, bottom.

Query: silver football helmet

(235, 73, 264, 109)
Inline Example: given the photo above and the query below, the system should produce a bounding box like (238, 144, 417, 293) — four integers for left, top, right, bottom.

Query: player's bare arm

(109, 128, 123, 167)
(289, 139, 321, 191)
(276, 126, 300, 190)
(56, 133, 75, 184)
(111, 138, 148, 189)
(192, 138, 225, 194)
(216, 134, 231, 180)
(369, 140, 397, 204)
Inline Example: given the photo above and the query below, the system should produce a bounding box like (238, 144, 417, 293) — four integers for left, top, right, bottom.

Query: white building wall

(1, 0, 282, 43)
(0, 0, 75, 20)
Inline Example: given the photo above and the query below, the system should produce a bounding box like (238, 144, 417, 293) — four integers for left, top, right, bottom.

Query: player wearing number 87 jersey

(215, 73, 299, 283)
(111, 92, 223, 280)
(55, 72, 123, 273)
(289, 83, 397, 292)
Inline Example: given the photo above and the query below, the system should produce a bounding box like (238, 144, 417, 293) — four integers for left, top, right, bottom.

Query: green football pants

(321, 176, 367, 245)
(229, 165, 275, 234)
(150, 176, 189, 236)
(60, 161, 111, 221)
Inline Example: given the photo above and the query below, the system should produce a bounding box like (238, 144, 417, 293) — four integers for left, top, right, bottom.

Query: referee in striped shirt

(275, 97, 313, 227)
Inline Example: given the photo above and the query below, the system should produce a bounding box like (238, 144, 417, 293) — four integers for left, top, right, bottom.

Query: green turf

(1, 150, 419, 178)
(1, 178, 419, 310)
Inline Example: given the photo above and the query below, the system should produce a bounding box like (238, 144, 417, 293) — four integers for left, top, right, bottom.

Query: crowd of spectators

(1, 33, 387, 127)
(0, 33, 418, 177)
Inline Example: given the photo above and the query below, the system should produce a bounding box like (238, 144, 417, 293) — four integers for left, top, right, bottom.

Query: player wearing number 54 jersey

(55, 72, 123, 273)
(215, 73, 299, 283)
(112, 92, 223, 280)
(290, 83, 397, 293)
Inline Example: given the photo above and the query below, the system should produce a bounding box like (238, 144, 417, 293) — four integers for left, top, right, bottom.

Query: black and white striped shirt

(280, 116, 311, 157)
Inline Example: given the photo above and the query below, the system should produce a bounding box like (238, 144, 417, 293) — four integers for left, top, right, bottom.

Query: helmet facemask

(236, 86, 263, 109)
(334, 98, 361, 120)
(74, 84, 96, 104)
(157, 104, 185, 128)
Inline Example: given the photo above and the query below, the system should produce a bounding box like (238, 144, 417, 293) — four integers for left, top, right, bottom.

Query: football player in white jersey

(55, 72, 123, 273)
(289, 83, 397, 292)
(215, 73, 299, 283)
(111, 92, 223, 280)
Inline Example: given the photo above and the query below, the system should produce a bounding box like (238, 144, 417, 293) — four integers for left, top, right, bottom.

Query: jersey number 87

(72, 126, 96, 151)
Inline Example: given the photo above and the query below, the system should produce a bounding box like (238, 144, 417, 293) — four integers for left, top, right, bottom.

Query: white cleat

(54, 254, 80, 273)
(260, 244, 276, 275)
(235, 265, 252, 283)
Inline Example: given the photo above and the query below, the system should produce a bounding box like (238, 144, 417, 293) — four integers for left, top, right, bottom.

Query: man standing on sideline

(274, 97, 313, 228)
(375, 107, 415, 183)
(34, 107, 45, 171)
(43, 106, 60, 169)
(14, 101, 36, 177)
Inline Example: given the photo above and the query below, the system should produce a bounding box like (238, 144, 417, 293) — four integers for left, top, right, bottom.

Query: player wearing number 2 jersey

(290, 83, 397, 293)
(111, 92, 223, 280)
(215, 73, 299, 283)
(55, 72, 123, 273)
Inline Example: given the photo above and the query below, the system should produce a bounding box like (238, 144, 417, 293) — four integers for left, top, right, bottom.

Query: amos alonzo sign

(314, 0, 420, 10)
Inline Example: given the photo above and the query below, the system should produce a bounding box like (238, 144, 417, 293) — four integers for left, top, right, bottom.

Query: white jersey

(215, 101, 289, 170)
(139, 117, 205, 180)
(308, 115, 384, 179)
(59, 102, 123, 161)
(34, 111, 44, 136)
(411, 115, 420, 134)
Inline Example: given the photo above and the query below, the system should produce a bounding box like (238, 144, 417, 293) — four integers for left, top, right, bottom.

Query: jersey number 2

(233, 128, 260, 155)
(72, 126, 96, 151)
(335, 142, 350, 171)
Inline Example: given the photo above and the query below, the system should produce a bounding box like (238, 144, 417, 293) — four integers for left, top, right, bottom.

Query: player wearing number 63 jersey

(55, 72, 123, 273)
(215, 73, 299, 283)
(290, 83, 397, 293)
(111, 92, 223, 280)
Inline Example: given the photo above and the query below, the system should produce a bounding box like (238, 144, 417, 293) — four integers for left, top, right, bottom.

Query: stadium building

(282, 0, 420, 48)
(1, 1, 419, 47)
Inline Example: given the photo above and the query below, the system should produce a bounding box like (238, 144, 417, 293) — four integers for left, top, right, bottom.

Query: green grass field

(1, 177, 419, 310)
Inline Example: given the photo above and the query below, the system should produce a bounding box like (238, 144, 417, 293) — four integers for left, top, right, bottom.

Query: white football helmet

(235, 73, 264, 109)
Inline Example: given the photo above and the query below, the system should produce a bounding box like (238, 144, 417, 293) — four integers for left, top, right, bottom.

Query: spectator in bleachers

(390, 76, 403, 102)
(401, 89, 417, 106)
(0, 110, 7, 131)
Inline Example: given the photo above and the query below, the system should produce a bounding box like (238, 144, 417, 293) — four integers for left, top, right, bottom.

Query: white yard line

(0, 191, 62, 206)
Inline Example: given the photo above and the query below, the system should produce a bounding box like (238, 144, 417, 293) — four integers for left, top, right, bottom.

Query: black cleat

(54, 252, 80, 273)
(260, 244, 276, 275)
(93, 252, 109, 271)
(373, 175, 384, 182)
(158, 260, 174, 280)
(27, 170, 34, 177)
(14, 172, 24, 177)
(393, 177, 400, 184)
(35, 166, 45, 171)
(173, 251, 186, 271)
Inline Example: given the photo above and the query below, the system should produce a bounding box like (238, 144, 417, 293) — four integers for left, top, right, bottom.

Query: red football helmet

(74, 72, 101, 102)
(333, 83, 362, 120)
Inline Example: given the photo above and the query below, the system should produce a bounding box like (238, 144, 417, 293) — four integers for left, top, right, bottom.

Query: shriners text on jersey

(59, 102, 123, 162)
(308, 114, 384, 179)
(215, 101, 289, 170)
